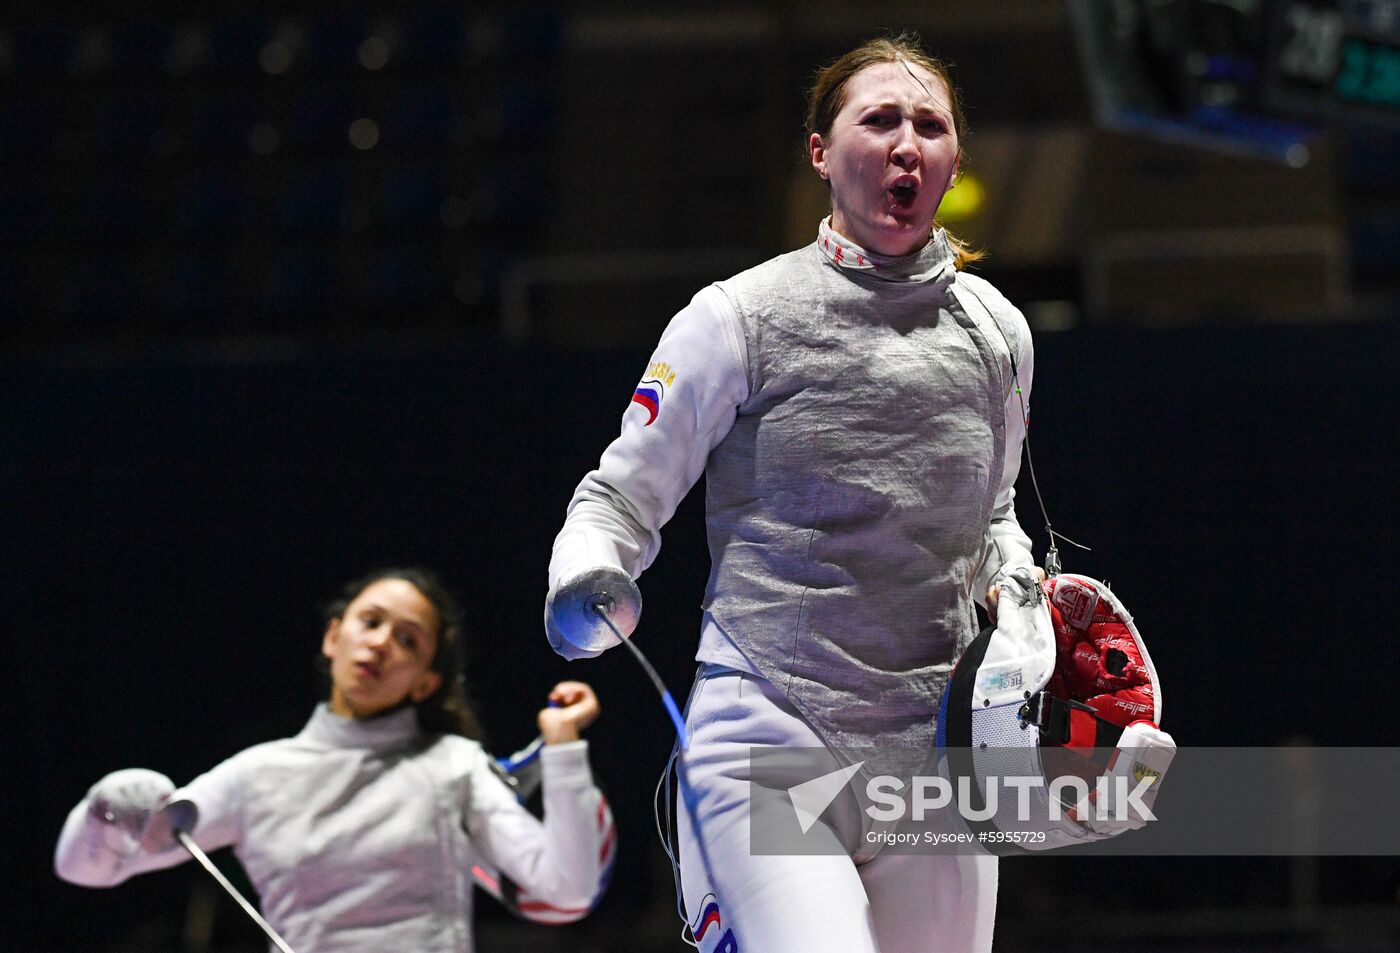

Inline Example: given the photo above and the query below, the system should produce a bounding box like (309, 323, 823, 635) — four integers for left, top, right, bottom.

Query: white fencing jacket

(55, 704, 615, 953)
(551, 220, 1034, 751)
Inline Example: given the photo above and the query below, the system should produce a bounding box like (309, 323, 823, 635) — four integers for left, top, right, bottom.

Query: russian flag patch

(631, 378, 665, 426)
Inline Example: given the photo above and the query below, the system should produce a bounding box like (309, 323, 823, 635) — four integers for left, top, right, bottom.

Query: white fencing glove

(86, 768, 175, 856)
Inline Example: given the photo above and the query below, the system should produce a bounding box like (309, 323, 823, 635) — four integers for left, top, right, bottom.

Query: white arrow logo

(787, 761, 865, 834)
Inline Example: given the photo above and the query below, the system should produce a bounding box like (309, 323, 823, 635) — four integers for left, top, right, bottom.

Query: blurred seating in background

(2, 3, 1395, 355)
(0, 6, 561, 348)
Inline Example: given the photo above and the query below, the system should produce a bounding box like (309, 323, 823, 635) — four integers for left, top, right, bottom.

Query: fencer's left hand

(985, 566, 1047, 623)
(537, 680, 601, 744)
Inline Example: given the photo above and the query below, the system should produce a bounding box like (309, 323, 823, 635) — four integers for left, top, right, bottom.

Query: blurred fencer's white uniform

(56, 703, 615, 953)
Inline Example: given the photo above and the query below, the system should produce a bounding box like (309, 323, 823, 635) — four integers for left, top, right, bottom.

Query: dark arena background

(5, 2, 1399, 951)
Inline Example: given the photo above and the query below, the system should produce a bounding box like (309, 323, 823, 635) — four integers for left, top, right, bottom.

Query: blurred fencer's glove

(86, 768, 175, 855)
(141, 798, 199, 851)
(545, 566, 641, 661)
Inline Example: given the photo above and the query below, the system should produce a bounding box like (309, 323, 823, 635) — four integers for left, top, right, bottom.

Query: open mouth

(355, 661, 381, 680)
(889, 183, 918, 209)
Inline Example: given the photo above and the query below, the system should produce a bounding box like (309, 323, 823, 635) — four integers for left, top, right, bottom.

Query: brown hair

(805, 32, 984, 269)
(324, 567, 484, 741)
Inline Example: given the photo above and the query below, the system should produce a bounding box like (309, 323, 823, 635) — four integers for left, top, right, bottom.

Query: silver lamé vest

(703, 226, 1013, 752)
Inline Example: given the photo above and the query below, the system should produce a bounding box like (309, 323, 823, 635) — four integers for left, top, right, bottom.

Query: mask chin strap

(1021, 692, 1128, 764)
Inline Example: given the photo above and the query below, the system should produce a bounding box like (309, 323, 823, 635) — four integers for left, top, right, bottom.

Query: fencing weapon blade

(591, 602, 689, 750)
(149, 800, 298, 953)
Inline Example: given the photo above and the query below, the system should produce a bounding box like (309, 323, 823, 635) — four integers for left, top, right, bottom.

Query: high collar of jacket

(816, 217, 955, 284)
(300, 702, 422, 751)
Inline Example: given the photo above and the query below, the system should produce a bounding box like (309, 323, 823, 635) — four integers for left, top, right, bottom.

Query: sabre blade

(176, 830, 297, 953)
(592, 604, 690, 749)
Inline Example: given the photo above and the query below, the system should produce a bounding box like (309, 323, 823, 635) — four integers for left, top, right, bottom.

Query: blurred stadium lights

(935, 172, 987, 222)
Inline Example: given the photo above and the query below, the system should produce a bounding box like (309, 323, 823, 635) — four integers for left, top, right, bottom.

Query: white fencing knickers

(676, 667, 998, 953)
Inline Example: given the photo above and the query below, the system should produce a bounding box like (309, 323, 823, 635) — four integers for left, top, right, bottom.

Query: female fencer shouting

(546, 33, 1038, 953)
